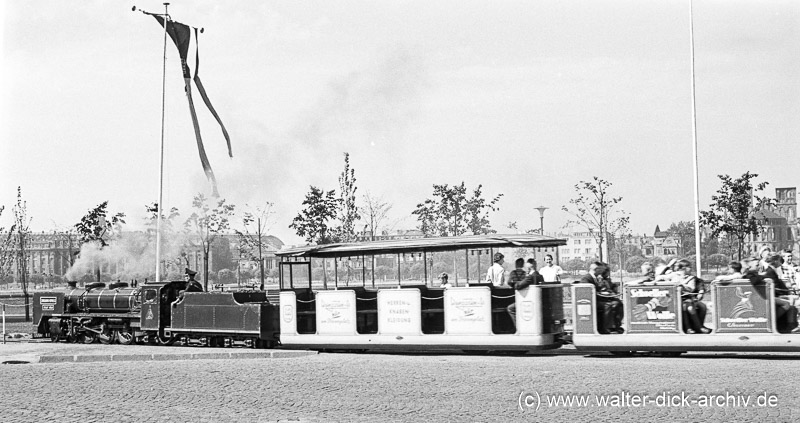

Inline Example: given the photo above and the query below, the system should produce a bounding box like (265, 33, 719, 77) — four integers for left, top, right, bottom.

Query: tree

(699, 172, 775, 260)
(185, 193, 236, 290)
(12, 187, 32, 320)
(75, 202, 126, 248)
(336, 152, 360, 243)
(0, 205, 16, 290)
(412, 182, 502, 237)
(624, 256, 648, 273)
(666, 221, 696, 256)
(235, 202, 275, 290)
(290, 186, 340, 244)
(562, 177, 629, 261)
(74, 201, 126, 281)
(706, 253, 729, 273)
(361, 191, 392, 240)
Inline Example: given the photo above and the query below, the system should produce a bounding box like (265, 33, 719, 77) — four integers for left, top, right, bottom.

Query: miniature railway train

(31, 234, 800, 355)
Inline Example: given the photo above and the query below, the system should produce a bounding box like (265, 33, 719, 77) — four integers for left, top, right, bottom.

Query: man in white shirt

(486, 252, 506, 286)
(539, 254, 563, 283)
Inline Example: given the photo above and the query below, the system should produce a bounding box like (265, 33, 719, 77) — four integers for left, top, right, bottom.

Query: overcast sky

(2, 0, 798, 245)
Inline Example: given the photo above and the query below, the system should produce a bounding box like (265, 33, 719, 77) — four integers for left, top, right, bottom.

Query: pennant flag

(148, 14, 231, 197)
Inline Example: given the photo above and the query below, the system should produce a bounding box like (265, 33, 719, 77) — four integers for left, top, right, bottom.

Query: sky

(1, 0, 798, 246)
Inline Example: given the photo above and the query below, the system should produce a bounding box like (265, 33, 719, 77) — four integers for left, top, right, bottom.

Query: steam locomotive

(33, 280, 279, 348)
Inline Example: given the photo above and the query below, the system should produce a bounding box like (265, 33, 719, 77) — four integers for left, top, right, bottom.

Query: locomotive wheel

(98, 328, 115, 344)
(79, 333, 97, 344)
(117, 329, 135, 345)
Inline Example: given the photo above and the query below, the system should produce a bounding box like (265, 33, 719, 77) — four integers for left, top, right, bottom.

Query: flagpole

(689, 0, 703, 276)
(155, 2, 170, 283)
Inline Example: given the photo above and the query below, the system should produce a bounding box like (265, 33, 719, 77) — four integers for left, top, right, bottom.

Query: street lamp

(534, 206, 548, 235)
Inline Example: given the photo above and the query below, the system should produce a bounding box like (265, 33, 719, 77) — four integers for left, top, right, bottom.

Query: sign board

(714, 281, 772, 333)
(625, 286, 679, 333)
(316, 290, 357, 335)
(444, 287, 492, 335)
(378, 289, 421, 335)
(279, 291, 297, 335)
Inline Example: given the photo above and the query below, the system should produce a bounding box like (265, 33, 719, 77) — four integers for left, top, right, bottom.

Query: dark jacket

(763, 267, 791, 296)
(515, 271, 544, 291)
(185, 278, 204, 293)
(579, 273, 617, 297)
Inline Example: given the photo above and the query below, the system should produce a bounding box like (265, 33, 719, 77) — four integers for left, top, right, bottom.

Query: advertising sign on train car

(316, 291, 357, 335)
(715, 282, 772, 333)
(378, 289, 421, 335)
(444, 287, 492, 335)
(626, 286, 679, 333)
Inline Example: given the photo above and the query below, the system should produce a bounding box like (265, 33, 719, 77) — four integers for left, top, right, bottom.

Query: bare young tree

(361, 191, 392, 241)
(337, 152, 360, 243)
(235, 202, 275, 290)
(0, 206, 16, 289)
(562, 177, 629, 262)
(12, 187, 33, 320)
(185, 193, 235, 290)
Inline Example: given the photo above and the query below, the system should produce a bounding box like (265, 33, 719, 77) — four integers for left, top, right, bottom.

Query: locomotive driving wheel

(117, 329, 135, 345)
(79, 332, 97, 344)
(98, 326, 115, 344)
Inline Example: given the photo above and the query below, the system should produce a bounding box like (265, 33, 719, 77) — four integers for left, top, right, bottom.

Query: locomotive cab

(140, 280, 186, 342)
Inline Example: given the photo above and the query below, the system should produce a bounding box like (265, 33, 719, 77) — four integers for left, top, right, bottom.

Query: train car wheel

(157, 334, 176, 346)
(117, 329, 135, 345)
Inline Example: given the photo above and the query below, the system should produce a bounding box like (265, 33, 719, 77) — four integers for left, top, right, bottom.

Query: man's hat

(185, 268, 197, 277)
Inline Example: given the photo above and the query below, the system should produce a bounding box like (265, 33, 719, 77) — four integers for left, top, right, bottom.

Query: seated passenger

(438, 272, 452, 289)
(579, 262, 623, 334)
(626, 262, 656, 286)
(744, 255, 799, 334)
(507, 258, 528, 289)
(507, 259, 544, 324)
(666, 260, 711, 334)
(712, 261, 743, 282)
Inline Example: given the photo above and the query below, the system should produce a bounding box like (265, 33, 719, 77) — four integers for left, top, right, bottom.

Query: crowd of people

(432, 247, 800, 335)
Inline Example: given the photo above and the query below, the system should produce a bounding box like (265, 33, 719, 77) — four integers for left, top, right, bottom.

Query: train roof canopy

(276, 234, 567, 259)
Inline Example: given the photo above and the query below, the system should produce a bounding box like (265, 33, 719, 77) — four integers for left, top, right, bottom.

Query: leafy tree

(562, 177, 629, 261)
(290, 186, 341, 244)
(412, 182, 502, 237)
(666, 221, 696, 256)
(235, 202, 275, 290)
(699, 172, 775, 260)
(336, 152, 360, 243)
(75, 202, 126, 247)
(74, 201, 126, 281)
(12, 187, 32, 320)
(624, 256, 648, 273)
(361, 191, 393, 240)
(185, 193, 236, 290)
(706, 253, 729, 273)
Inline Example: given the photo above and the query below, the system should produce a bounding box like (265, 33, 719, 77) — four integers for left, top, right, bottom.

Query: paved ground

(1, 345, 799, 422)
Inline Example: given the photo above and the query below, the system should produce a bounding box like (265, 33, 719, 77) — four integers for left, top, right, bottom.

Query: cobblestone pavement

(1, 350, 799, 422)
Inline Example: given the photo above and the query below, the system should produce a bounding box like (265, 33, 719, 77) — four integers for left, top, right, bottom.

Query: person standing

(184, 268, 203, 293)
(539, 254, 563, 283)
(485, 253, 506, 287)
